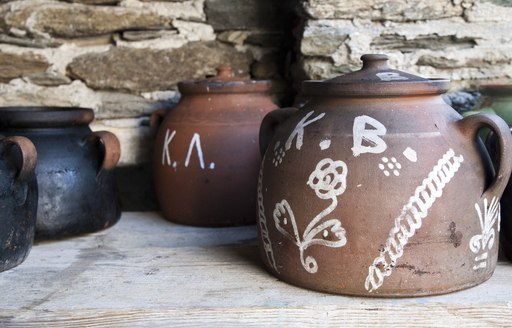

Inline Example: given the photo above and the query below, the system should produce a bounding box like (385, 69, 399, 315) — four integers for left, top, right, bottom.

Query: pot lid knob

(361, 54, 390, 70)
(215, 65, 234, 79)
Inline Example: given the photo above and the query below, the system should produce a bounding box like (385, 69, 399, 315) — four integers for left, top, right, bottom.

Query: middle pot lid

(178, 65, 270, 94)
(302, 54, 450, 97)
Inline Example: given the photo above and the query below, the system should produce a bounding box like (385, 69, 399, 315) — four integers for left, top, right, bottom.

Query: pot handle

(89, 131, 121, 174)
(149, 109, 167, 137)
(1, 136, 37, 181)
(458, 113, 512, 199)
(259, 107, 297, 156)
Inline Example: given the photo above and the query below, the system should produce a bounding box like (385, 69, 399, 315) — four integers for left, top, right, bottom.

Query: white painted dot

(283, 217, 288, 225)
(209, 162, 215, 169)
(383, 170, 390, 176)
(319, 139, 331, 150)
(378, 163, 385, 170)
(393, 170, 400, 176)
(382, 157, 389, 163)
(391, 157, 397, 162)
(323, 230, 329, 238)
(396, 163, 402, 169)
(403, 147, 418, 162)
(387, 163, 394, 169)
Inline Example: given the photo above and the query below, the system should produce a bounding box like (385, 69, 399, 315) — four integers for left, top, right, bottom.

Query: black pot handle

(259, 107, 297, 157)
(1, 136, 37, 181)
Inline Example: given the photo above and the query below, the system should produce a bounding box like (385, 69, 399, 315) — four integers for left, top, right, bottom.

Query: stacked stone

(297, 0, 512, 90)
(0, 0, 292, 209)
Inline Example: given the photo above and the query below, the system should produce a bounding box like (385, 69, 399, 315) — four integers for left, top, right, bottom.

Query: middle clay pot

(152, 66, 278, 226)
(258, 54, 512, 297)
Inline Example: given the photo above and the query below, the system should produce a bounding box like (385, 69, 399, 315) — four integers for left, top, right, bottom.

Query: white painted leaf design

(302, 219, 347, 250)
(273, 200, 301, 246)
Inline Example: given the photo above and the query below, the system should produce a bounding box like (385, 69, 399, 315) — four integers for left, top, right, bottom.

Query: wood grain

(0, 212, 511, 327)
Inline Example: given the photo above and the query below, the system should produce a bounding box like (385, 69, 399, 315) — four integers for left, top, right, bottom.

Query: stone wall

(0, 0, 294, 209)
(1, 0, 511, 209)
(296, 0, 512, 90)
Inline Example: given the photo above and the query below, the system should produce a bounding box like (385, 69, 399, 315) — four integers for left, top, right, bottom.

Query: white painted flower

(272, 157, 349, 274)
(307, 158, 347, 200)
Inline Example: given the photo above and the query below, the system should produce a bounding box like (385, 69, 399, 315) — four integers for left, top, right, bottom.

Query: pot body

(153, 92, 277, 226)
(258, 95, 512, 296)
(0, 136, 37, 272)
(0, 107, 121, 239)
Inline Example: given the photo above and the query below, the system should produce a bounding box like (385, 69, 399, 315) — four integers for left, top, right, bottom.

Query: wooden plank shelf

(1, 212, 512, 327)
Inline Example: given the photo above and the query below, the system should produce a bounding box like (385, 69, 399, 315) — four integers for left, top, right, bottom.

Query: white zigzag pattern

(365, 149, 464, 292)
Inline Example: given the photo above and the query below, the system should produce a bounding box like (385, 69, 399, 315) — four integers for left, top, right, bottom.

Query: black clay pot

(0, 136, 38, 272)
(487, 129, 512, 261)
(0, 107, 121, 239)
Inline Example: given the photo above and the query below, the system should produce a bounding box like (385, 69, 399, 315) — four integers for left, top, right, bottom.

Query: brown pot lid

(0, 107, 94, 128)
(479, 84, 512, 95)
(302, 54, 450, 97)
(178, 65, 271, 94)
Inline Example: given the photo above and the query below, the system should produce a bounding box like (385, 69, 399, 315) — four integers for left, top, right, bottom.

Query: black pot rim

(0, 107, 94, 128)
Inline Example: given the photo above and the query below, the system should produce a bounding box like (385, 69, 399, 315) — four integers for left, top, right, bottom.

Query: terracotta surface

(152, 66, 277, 226)
(0, 136, 37, 272)
(257, 54, 512, 296)
(0, 107, 121, 239)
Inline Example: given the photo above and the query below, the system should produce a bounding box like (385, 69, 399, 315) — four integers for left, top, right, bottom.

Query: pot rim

(0, 107, 94, 128)
(178, 80, 271, 94)
(302, 78, 450, 97)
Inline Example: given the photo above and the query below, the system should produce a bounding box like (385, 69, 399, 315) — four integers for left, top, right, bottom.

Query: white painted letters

(285, 111, 325, 151)
(272, 110, 326, 167)
(161, 129, 213, 170)
(376, 72, 409, 81)
(352, 115, 387, 157)
(161, 129, 176, 166)
(185, 133, 205, 169)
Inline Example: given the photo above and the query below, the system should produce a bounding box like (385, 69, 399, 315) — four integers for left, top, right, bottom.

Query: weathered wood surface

(1, 212, 511, 327)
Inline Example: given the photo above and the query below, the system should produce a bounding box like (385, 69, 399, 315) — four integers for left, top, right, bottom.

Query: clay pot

(0, 107, 121, 239)
(152, 66, 278, 226)
(257, 54, 512, 296)
(0, 136, 37, 272)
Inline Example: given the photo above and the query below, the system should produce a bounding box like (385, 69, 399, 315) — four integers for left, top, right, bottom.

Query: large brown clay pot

(257, 54, 512, 296)
(152, 66, 278, 226)
(0, 136, 37, 272)
(0, 107, 121, 239)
